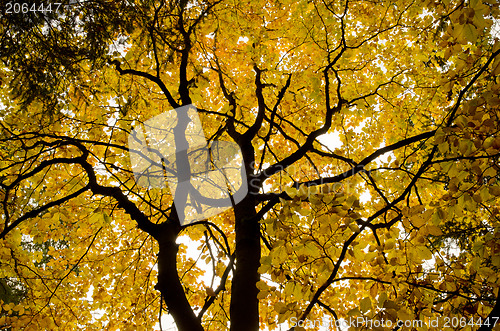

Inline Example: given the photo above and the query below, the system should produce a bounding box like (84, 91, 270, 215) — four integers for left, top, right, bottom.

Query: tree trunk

(229, 194, 260, 331)
(155, 224, 204, 331)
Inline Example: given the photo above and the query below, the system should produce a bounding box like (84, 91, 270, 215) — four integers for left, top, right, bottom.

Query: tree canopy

(1, 0, 500, 330)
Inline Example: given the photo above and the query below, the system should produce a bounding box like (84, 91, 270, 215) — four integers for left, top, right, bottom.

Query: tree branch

(111, 60, 179, 109)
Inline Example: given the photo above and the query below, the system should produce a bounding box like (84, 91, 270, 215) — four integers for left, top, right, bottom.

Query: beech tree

(1, 0, 500, 330)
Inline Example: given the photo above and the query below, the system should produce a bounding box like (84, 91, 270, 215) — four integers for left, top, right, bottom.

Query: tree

(1, 0, 500, 330)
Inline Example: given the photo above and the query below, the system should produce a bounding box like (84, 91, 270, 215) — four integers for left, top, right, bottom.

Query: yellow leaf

(492, 56, 500, 75)
(349, 223, 361, 233)
(489, 186, 500, 196)
(285, 186, 297, 198)
(360, 297, 372, 313)
(438, 141, 449, 154)
(397, 309, 412, 322)
(347, 307, 361, 317)
(426, 225, 443, 236)
(274, 302, 287, 314)
(378, 292, 388, 307)
(463, 24, 478, 43)
(416, 246, 433, 260)
(411, 215, 426, 228)
(256, 280, 269, 291)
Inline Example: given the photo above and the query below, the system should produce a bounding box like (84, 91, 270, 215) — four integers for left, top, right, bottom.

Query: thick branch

(257, 62, 344, 184)
(155, 219, 204, 331)
(111, 60, 179, 109)
(243, 65, 267, 140)
(301, 129, 436, 186)
(258, 74, 292, 169)
(0, 184, 89, 240)
(79, 159, 158, 236)
(296, 148, 437, 323)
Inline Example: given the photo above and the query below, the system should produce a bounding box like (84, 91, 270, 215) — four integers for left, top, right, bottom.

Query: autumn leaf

(1, 0, 500, 331)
